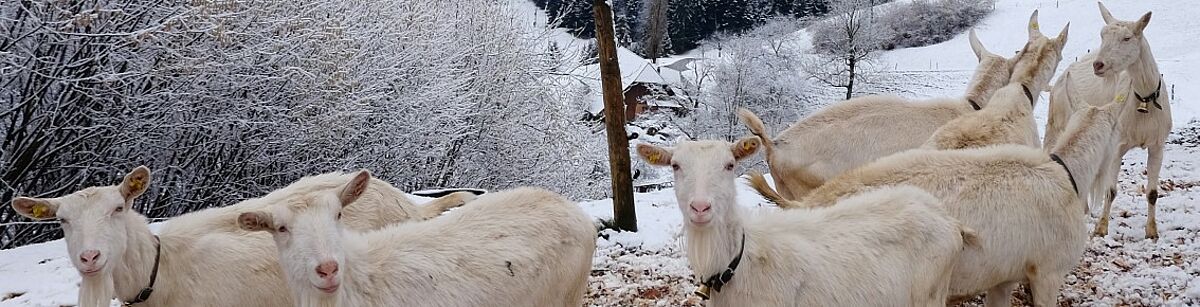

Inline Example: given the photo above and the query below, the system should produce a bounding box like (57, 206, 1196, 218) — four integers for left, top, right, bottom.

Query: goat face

(637, 137, 760, 227)
(11, 166, 151, 279)
(240, 170, 371, 297)
(1093, 3, 1152, 77)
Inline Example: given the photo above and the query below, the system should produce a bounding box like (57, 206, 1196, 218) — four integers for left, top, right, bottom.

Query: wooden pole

(593, 0, 637, 232)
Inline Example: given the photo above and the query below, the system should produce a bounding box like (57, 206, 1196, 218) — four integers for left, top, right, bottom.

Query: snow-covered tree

(0, 0, 604, 248)
(677, 31, 819, 142)
(805, 0, 886, 100)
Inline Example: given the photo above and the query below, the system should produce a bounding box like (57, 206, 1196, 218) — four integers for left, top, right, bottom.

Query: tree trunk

(593, 0, 638, 232)
(643, 0, 669, 63)
(846, 57, 856, 100)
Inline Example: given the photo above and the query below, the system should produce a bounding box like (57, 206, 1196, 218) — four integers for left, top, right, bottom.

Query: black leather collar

(1134, 78, 1164, 111)
(123, 235, 161, 306)
(967, 99, 982, 111)
(695, 232, 746, 300)
(1049, 154, 1078, 195)
(1022, 84, 1035, 106)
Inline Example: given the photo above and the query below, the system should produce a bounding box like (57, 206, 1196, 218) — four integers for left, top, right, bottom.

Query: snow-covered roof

(657, 57, 699, 72)
(572, 47, 677, 89)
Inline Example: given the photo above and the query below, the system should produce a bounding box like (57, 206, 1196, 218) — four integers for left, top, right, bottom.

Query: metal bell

(1137, 101, 1150, 113)
(694, 284, 712, 300)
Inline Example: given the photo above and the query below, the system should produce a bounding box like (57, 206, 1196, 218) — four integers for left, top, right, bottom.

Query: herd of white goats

(7, 3, 1173, 307)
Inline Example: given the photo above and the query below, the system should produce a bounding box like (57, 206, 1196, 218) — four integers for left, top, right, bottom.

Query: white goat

(923, 13, 1068, 150)
(637, 137, 975, 306)
(739, 24, 1022, 200)
(9, 168, 474, 307)
(752, 100, 1133, 306)
(1043, 2, 1172, 240)
(238, 172, 596, 307)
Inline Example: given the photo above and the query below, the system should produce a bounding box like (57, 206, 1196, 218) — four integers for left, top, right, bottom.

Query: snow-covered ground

(2, 0, 1197, 306)
(578, 140, 1200, 306)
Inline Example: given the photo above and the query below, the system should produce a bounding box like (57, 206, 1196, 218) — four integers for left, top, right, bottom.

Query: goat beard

(78, 274, 115, 307)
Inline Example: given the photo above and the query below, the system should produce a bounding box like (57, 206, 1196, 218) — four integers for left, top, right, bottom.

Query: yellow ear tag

(1116, 94, 1127, 103)
(648, 152, 660, 164)
(1031, 22, 1039, 31)
(742, 142, 754, 151)
(31, 204, 49, 219)
(129, 177, 144, 191)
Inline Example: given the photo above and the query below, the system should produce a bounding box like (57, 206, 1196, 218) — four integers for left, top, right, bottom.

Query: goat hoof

(1146, 227, 1159, 241)
(1092, 228, 1108, 237)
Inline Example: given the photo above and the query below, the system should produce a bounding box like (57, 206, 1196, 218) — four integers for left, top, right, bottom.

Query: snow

(879, 0, 1199, 124)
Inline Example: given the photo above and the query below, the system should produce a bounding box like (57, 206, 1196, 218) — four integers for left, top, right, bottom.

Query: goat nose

(79, 250, 100, 264)
(316, 261, 339, 279)
(690, 201, 712, 213)
(1093, 61, 1105, 72)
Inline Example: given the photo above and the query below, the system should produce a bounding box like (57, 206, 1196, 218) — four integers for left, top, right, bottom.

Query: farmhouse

(577, 47, 692, 121)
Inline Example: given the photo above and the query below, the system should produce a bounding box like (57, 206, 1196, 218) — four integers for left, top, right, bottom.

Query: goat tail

(419, 191, 476, 219)
(959, 224, 982, 249)
(747, 171, 802, 209)
(737, 108, 774, 157)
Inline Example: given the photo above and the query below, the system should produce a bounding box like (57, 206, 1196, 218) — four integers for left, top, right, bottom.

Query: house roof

(574, 47, 691, 115)
(573, 47, 670, 88)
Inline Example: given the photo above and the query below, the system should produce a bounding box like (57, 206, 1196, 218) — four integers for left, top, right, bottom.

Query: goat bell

(694, 284, 712, 300)
(1137, 101, 1150, 113)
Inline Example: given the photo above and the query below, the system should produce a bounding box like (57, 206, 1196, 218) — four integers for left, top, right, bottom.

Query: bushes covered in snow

(0, 0, 604, 248)
(810, 0, 994, 53)
(877, 0, 995, 50)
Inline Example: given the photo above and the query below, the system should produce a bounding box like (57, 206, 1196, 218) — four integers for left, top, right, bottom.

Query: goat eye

(671, 164, 680, 171)
(114, 207, 124, 213)
(277, 226, 288, 233)
(725, 163, 735, 171)
(336, 212, 342, 220)
(1123, 37, 1132, 42)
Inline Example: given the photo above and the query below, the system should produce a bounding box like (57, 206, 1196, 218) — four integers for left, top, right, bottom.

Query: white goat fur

(637, 138, 973, 306)
(1042, 2, 1172, 240)
(923, 12, 1068, 150)
(738, 28, 1017, 200)
(775, 99, 1129, 305)
(9, 170, 474, 307)
(239, 180, 596, 307)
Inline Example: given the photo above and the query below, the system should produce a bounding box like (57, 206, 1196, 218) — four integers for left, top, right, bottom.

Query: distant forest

(531, 0, 832, 54)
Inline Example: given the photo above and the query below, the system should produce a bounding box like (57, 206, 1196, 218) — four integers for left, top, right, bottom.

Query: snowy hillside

(878, 0, 1198, 124)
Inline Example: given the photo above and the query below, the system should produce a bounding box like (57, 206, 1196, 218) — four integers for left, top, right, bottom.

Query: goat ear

(968, 29, 991, 61)
(731, 136, 762, 161)
(1134, 11, 1152, 34)
(636, 143, 673, 166)
(119, 166, 151, 201)
(1098, 2, 1116, 24)
(238, 212, 274, 232)
(339, 170, 371, 207)
(12, 197, 58, 220)
(1028, 10, 1041, 40)
(1056, 23, 1070, 48)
